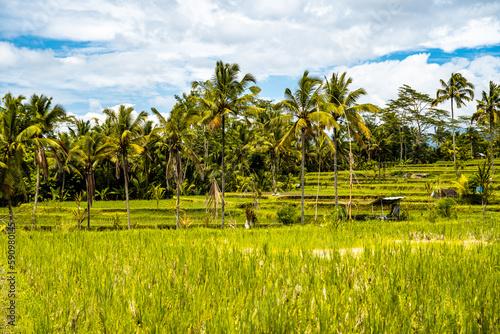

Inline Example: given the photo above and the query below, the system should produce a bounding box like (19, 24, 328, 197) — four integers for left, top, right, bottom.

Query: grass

(1, 159, 500, 332)
(3, 221, 499, 332)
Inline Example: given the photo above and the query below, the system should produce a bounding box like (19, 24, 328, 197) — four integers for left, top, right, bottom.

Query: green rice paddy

(1, 160, 500, 332)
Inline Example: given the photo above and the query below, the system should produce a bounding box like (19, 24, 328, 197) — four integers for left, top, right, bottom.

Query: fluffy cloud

(0, 0, 500, 116)
(333, 54, 500, 117)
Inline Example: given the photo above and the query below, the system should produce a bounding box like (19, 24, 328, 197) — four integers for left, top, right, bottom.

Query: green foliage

(71, 192, 86, 229)
(322, 206, 346, 229)
(452, 174, 471, 197)
(435, 198, 457, 218)
(276, 204, 298, 225)
(10, 224, 500, 333)
(111, 213, 122, 230)
(95, 187, 111, 201)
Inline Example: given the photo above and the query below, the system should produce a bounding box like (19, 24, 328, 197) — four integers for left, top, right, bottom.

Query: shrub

(435, 198, 457, 218)
(459, 194, 482, 205)
(276, 204, 298, 225)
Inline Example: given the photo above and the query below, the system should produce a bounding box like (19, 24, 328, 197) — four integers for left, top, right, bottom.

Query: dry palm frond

(204, 179, 236, 228)
(205, 179, 221, 225)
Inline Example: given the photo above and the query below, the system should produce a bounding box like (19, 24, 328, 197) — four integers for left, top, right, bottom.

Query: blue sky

(1, 0, 500, 123)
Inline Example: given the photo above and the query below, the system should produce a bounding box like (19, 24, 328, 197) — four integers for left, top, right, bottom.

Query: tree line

(1, 61, 499, 229)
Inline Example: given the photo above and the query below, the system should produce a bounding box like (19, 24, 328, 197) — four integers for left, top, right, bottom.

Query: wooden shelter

(431, 188, 458, 199)
(370, 196, 405, 220)
(474, 153, 486, 159)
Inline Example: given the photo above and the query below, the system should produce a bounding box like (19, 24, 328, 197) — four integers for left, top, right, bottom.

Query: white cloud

(332, 53, 500, 118)
(425, 17, 500, 52)
(0, 0, 500, 118)
(150, 96, 176, 111)
(79, 112, 107, 125)
(0, 42, 17, 68)
(88, 98, 103, 113)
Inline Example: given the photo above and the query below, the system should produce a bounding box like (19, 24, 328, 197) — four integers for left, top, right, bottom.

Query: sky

(1, 0, 500, 124)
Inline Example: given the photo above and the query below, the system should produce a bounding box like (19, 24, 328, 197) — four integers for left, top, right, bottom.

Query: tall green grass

(4, 222, 499, 332)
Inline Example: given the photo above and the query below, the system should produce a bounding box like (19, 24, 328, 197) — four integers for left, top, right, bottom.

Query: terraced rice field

(4, 159, 499, 230)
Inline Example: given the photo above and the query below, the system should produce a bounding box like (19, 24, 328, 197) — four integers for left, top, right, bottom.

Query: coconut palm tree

(73, 132, 115, 230)
(151, 99, 203, 229)
(0, 94, 41, 225)
(193, 61, 260, 228)
(369, 126, 393, 184)
(472, 81, 500, 174)
(432, 73, 475, 176)
(252, 103, 292, 194)
(46, 132, 79, 199)
(323, 72, 374, 212)
(26, 94, 66, 229)
(276, 70, 335, 225)
(104, 105, 148, 229)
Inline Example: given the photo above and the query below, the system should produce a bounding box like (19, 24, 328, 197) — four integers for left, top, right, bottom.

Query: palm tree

(26, 94, 66, 229)
(193, 61, 260, 228)
(137, 120, 155, 191)
(472, 81, 500, 174)
(252, 103, 292, 194)
(151, 100, 203, 229)
(276, 70, 335, 225)
(104, 105, 148, 229)
(68, 117, 92, 138)
(0, 94, 41, 225)
(369, 126, 393, 184)
(432, 73, 475, 176)
(323, 72, 374, 214)
(73, 132, 115, 230)
(313, 132, 333, 222)
(47, 132, 78, 198)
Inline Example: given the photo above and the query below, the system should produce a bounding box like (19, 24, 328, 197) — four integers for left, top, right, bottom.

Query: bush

(435, 198, 457, 218)
(460, 194, 482, 205)
(276, 204, 298, 225)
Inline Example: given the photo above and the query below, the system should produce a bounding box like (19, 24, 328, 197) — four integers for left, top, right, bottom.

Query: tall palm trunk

(61, 171, 66, 200)
(399, 125, 403, 162)
(221, 115, 225, 228)
(204, 126, 209, 170)
(176, 180, 180, 229)
(271, 155, 277, 194)
(144, 156, 150, 191)
(86, 169, 91, 230)
(315, 156, 321, 222)
(378, 154, 382, 184)
(32, 162, 40, 230)
(300, 131, 305, 225)
(122, 154, 131, 229)
(176, 150, 181, 229)
(334, 131, 338, 208)
(347, 126, 353, 222)
(490, 119, 494, 177)
(451, 100, 458, 176)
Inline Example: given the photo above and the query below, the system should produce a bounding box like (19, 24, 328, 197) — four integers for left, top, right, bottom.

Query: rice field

(6, 158, 500, 231)
(2, 160, 500, 332)
(2, 220, 500, 333)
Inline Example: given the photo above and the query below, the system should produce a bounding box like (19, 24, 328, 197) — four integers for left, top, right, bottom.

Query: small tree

(277, 204, 298, 225)
(148, 184, 165, 228)
(471, 160, 492, 218)
(435, 198, 457, 218)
